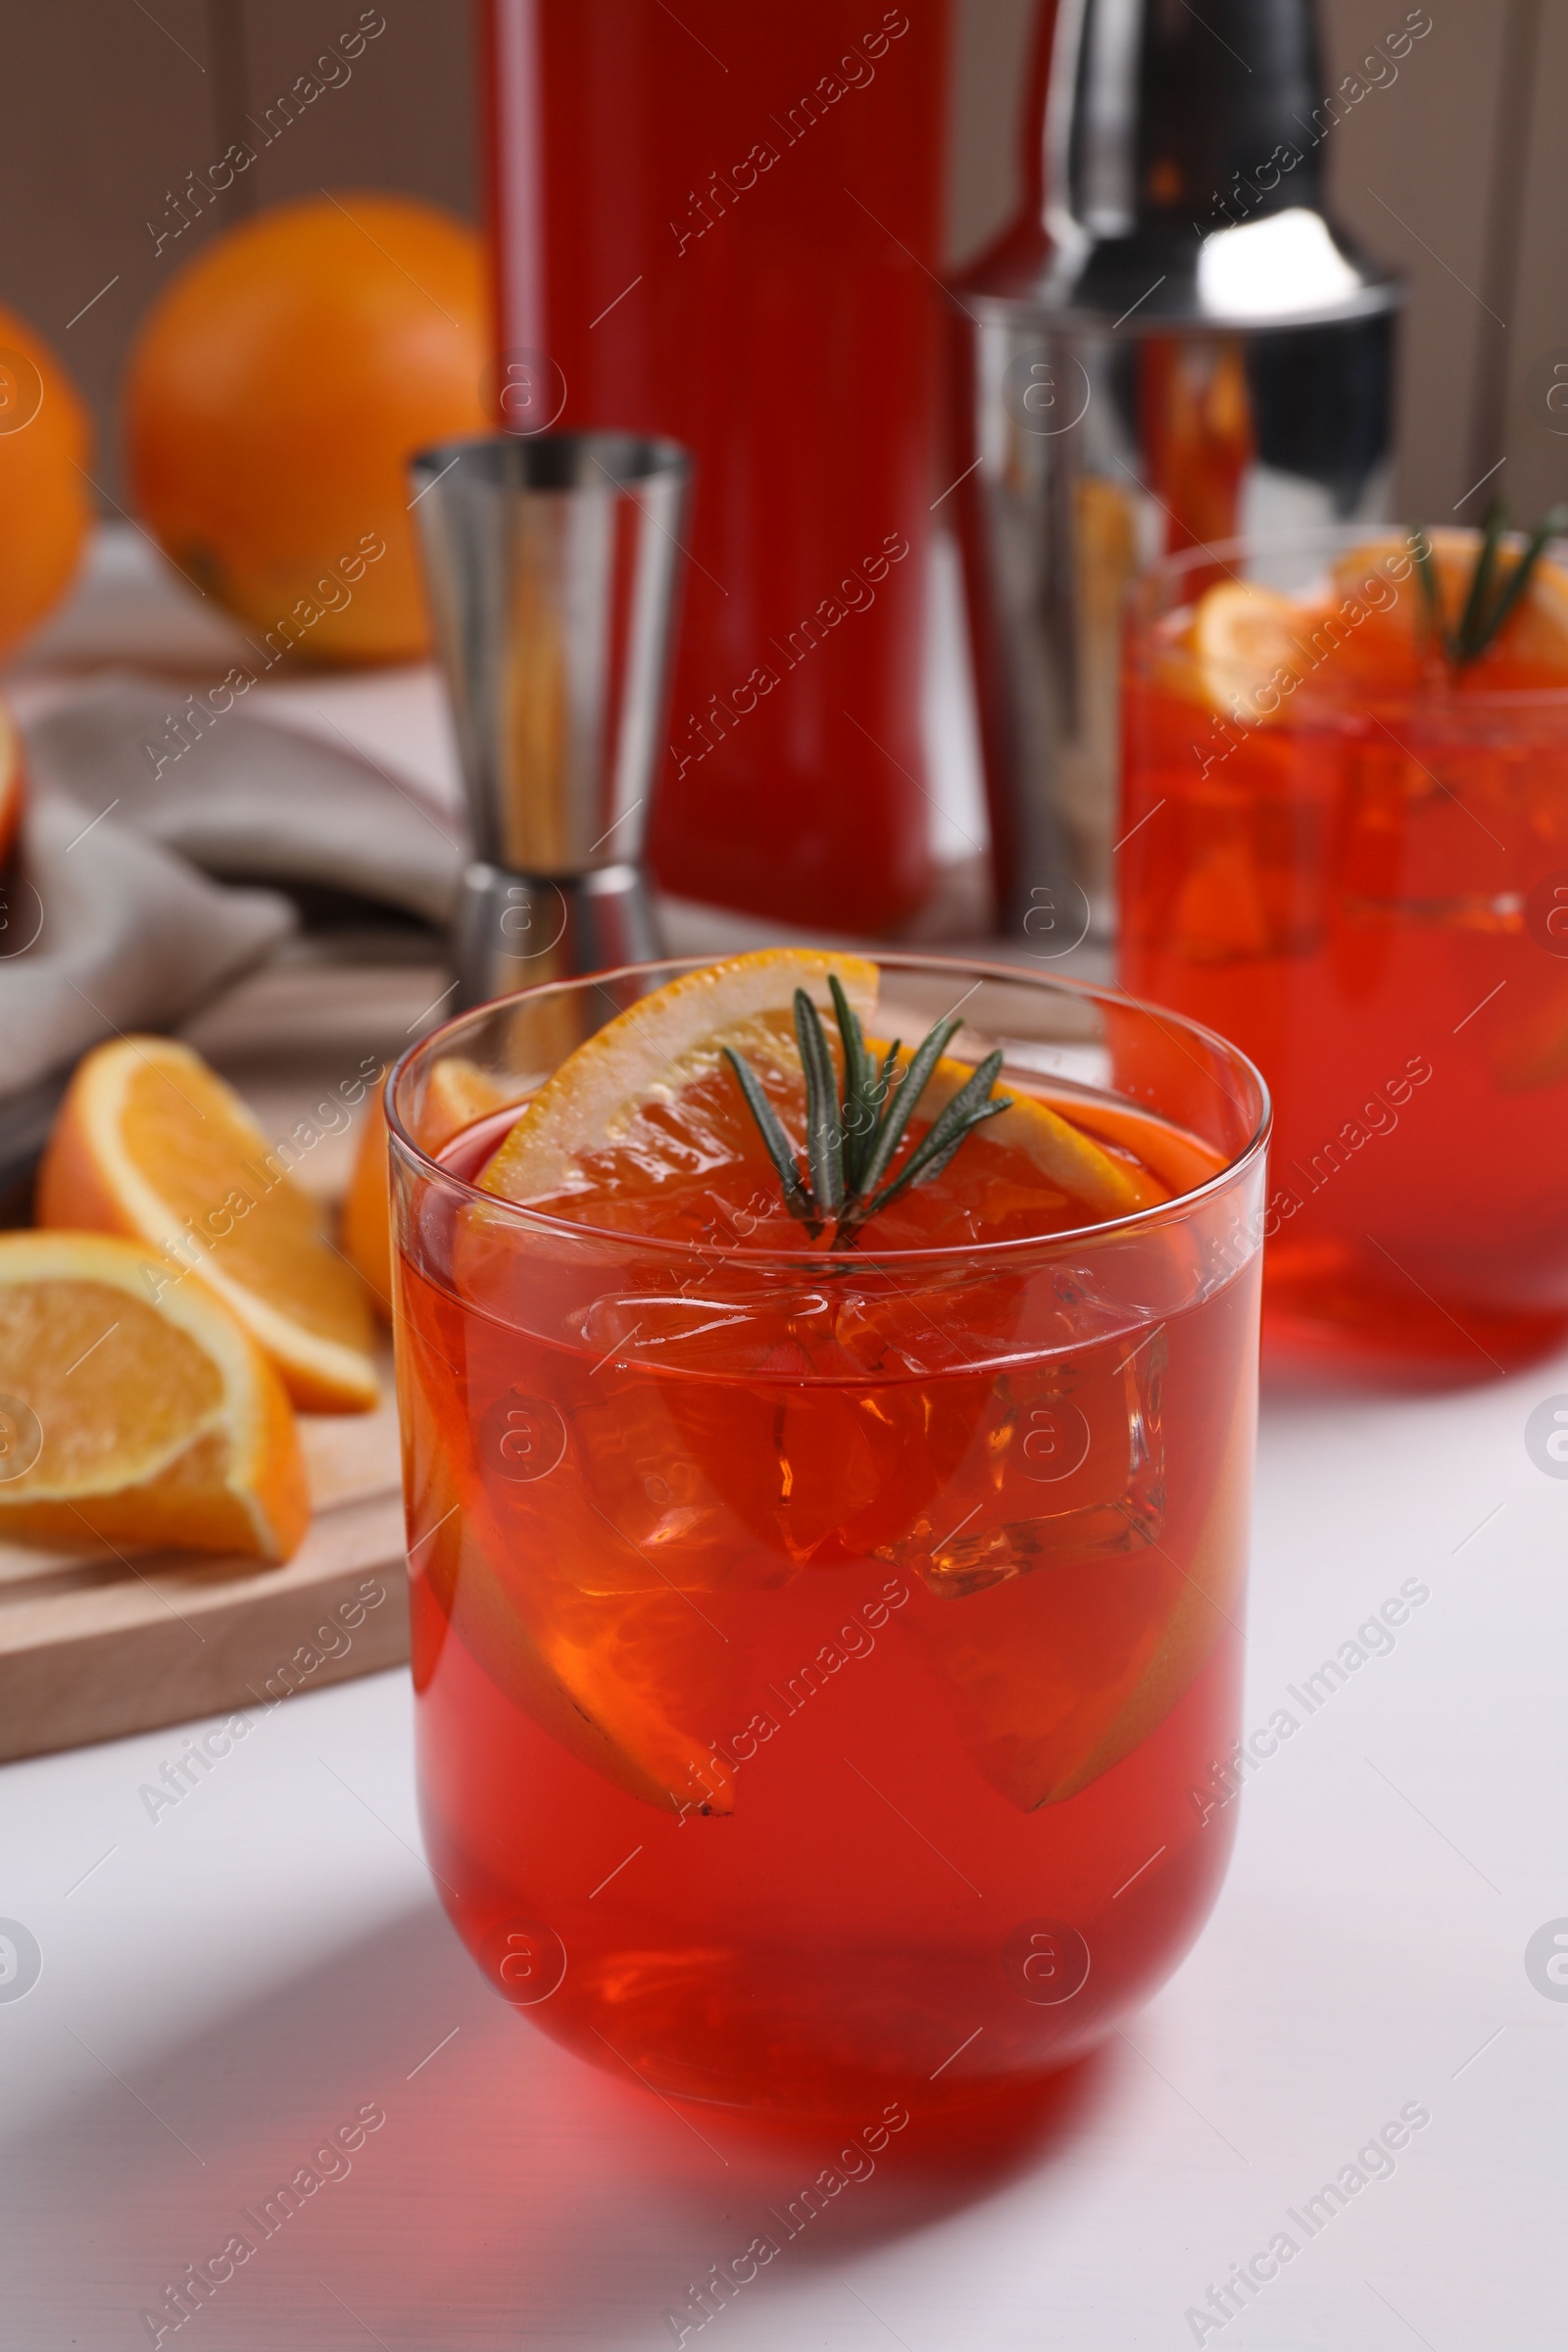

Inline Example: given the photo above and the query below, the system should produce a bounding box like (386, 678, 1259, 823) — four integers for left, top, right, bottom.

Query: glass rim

(385, 952, 1272, 1273)
(1136, 518, 1568, 580)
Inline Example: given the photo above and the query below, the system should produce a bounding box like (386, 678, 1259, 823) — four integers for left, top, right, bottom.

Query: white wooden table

(1, 531, 1563, 2349)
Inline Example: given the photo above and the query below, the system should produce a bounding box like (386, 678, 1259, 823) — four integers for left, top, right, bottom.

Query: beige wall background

(1, 0, 1562, 521)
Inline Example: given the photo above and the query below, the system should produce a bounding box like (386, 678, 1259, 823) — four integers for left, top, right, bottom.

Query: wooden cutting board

(0, 951, 441, 1763)
(0, 1364, 411, 1764)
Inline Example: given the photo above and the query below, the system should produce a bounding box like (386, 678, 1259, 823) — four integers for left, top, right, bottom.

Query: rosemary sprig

(723, 984, 1012, 1248)
(1409, 500, 1568, 670)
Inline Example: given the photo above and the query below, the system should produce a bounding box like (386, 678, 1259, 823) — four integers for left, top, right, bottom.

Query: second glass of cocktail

(1120, 522, 1568, 1374)
(389, 954, 1267, 2115)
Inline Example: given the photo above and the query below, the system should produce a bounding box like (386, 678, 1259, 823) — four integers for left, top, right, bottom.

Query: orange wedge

(1334, 528, 1472, 617)
(342, 1090, 393, 1318)
(37, 1037, 377, 1413)
(0, 1231, 308, 1559)
(420, 1052, 521, 1151)
(344, 1055, 521, 1316)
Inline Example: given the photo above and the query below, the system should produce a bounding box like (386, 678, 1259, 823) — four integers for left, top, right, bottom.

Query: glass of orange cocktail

(388, 953, 1267, 2116)
(1120, 523, 1568, 1375)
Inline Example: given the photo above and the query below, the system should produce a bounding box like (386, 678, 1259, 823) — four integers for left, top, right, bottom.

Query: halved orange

(0, 1231, 308, 1559)
(38, 1037, 378, 1413)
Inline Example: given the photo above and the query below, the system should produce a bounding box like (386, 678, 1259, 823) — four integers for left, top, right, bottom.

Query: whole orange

(124, 192, 489, 664)
(0, 306, 93, 660)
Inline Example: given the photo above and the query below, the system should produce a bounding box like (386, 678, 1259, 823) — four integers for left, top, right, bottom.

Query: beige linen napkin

(24, 678, 464, 924)
(0, 794, 293, 1099)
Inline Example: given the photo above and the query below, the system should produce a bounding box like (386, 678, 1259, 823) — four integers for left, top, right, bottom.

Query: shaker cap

(958, 0, 1401, 329)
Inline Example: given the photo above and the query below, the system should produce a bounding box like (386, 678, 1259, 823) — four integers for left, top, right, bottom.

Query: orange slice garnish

(1334, 533, 1568, 684)
(477, 949, 1154, 1224)
(480, 949, 879, 1204)
(0, 1231, 308, 1559)
(1193, 579, 1316, 719)
(37, 1036, 377, 1413)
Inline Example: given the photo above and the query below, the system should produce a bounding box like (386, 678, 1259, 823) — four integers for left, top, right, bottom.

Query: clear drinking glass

(388, 957, 1268, 2117)
(1120, 524, 1568, 1374)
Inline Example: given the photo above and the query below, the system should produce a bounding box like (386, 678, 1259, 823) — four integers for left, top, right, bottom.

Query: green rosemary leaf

(722, 1048, 815, 1223)
(854, 1038, 903, 1191)
(857, 1013, 962, 1200)
(828, 973, 873, 1192)
(729, 987, 1012, 1245)
(1455, 498, 1508, 664)
(1471, 503, 1568, 658)
(794, 990, 845, 1217)
(1409, 526, 1447, 659)
(868, 1101, 1013, 1217)
(864, 1050, 1011, 1215)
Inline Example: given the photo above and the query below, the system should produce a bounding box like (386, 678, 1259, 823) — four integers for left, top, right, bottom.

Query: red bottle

(481, 2, 951, 933)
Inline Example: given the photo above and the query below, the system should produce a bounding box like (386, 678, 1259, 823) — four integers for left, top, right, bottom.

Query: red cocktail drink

(1120, 527, 1568, 1373)
(390, 956, 1266, 2114)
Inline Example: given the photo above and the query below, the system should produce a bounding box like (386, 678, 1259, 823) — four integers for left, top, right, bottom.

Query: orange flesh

(0, 1278, 221, 1494)
(120, 1058, 368, 1348)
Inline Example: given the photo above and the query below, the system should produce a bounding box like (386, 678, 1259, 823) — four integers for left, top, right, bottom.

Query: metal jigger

(409, 431, 692, 1006)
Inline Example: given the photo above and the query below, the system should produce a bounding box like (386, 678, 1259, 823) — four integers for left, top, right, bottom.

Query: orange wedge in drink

(906, 1377, 1252, 1809)
(38, 1036, 377, 1413)
(403, 1355, 731, 1817)
(0, 1231, 308, 1559)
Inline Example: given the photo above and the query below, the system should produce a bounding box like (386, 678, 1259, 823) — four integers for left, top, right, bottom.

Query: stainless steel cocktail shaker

(952, 0, 1404, 932)
(410, 431, 691, 1004)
